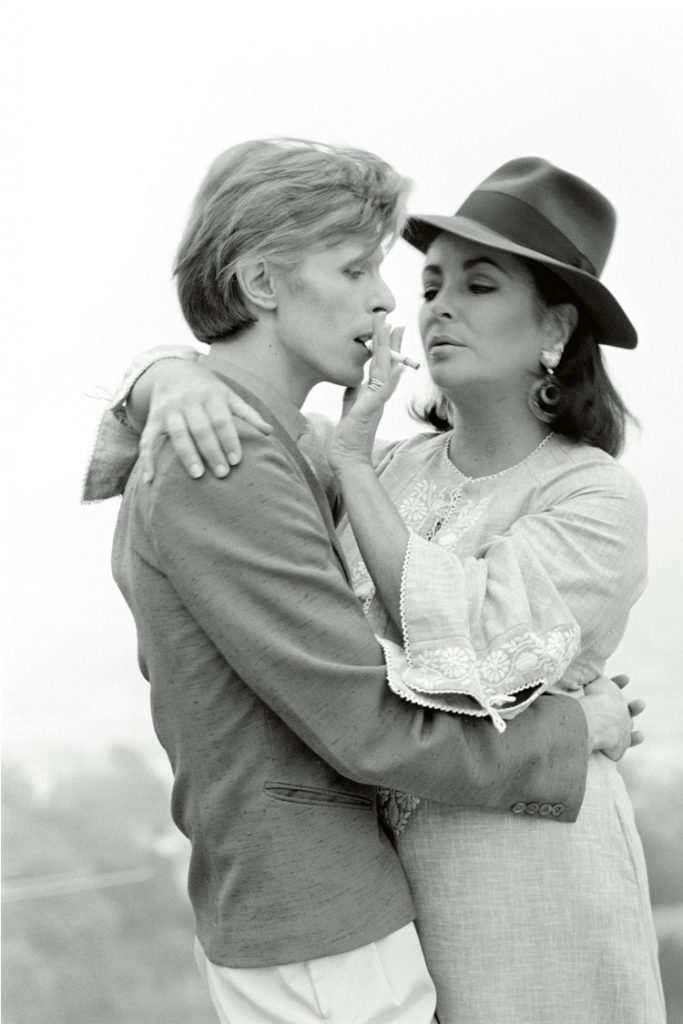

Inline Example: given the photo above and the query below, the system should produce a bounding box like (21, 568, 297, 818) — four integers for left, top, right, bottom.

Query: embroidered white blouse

(337, 428, 647, 732)
(82, 346, 647, 733)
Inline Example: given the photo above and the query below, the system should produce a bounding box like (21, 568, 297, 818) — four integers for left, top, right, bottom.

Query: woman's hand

(582, 673, 646, 761)
(136, 359, 273, 483)
(328, 314, 404, 474)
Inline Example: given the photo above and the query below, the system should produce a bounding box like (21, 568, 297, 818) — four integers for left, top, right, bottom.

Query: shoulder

(533, 436, 646, 513)
(373, 430, 447, 470)
(149, 426, 316, 524)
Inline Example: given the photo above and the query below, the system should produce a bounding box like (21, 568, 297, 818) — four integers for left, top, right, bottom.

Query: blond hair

(174, 138, 410, 343)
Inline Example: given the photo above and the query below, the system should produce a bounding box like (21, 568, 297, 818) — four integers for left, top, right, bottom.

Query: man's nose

(372, 277, 396, 315)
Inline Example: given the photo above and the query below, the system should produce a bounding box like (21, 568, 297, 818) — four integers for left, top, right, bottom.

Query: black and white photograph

(3, 1, 682, 1021)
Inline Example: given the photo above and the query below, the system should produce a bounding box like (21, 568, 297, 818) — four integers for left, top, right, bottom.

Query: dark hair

(413, 258, 635, 457)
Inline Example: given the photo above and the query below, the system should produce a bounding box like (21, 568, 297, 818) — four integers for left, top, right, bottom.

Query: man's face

(271, 238, 396, 391)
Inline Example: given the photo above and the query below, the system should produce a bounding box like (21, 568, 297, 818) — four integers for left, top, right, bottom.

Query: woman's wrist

(333, 456, 376, 485)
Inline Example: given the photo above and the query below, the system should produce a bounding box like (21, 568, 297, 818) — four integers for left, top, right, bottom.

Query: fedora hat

(403, 157, 637, 349)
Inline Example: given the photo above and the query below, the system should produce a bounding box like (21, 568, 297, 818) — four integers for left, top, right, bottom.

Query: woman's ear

(236, 261, 278, 311)
(546, 302, 578, 347)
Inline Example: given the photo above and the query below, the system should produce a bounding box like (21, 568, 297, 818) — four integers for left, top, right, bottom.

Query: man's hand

(581, 674, 645, 761)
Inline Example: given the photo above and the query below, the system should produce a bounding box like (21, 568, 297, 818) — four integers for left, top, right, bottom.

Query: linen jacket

(108, 361, 589, 968)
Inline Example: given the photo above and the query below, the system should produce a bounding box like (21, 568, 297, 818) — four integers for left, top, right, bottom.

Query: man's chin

(334, 365, 365, 389)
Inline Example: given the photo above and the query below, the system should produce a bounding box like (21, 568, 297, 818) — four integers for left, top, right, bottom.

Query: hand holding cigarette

(362, 341, 420, 370)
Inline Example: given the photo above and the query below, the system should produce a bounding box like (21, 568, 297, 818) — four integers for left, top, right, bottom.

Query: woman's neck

(446, 398, 551, 478)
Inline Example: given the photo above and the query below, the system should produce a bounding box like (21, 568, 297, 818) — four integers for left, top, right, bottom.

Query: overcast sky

(3, 0, 682, 783)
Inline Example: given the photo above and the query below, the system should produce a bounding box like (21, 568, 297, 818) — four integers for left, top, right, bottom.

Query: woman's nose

(433, 297, 455, 320)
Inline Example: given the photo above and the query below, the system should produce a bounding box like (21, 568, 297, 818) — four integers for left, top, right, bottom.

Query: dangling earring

(528, 345, 563, 424)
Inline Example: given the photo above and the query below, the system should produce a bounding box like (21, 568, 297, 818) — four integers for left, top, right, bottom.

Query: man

(85, 138, 637, 1024)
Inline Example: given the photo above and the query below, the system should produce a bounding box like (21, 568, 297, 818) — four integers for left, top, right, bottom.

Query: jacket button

(511, 802, 527, 814)
(539, 803, 553, 816)
(525, 802, 539, 815)
(551, 804, 565, 817)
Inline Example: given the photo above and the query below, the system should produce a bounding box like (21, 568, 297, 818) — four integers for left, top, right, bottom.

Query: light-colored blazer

(110, 365, 589, 969)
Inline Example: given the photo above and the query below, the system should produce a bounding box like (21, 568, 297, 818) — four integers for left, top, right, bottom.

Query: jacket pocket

(263, 783, 373, 810)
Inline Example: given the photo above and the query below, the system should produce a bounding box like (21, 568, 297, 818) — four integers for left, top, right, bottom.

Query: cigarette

(392, 352, 421, 370)
(363, 342, 420, 370)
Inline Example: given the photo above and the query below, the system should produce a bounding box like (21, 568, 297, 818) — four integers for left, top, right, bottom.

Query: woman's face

(418, 233, 553, 405)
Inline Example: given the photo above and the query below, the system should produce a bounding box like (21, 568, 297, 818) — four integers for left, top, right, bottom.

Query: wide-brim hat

(403, 157, 637, 349)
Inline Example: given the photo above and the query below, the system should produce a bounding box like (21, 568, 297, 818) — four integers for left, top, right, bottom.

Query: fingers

(628, 698, 646, 719)
(370, 313, 391, 384)
(389, 324, 404, 353)
(342, 386, 360, 418)
(611, 673, 630, 690)
(141, 383, 274, 483)
(199, 393, 273, 474)
(223, 395, 273, 437)
(185, 406, 235, 477)
(367, 317, 405, 397)
(139, 417, 174, 484)
(166, 410, 209, 479)
(630, 730, 645, 747)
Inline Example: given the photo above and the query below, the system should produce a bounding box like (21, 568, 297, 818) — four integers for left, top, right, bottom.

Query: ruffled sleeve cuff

(81, 345, 199, 503)
(387, 532, 580, 732)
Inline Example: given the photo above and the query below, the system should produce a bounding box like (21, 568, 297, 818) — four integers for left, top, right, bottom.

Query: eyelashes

(421, 282, 496, 302)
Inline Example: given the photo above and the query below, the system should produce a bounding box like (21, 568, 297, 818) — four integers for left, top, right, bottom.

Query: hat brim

(403, 214, 637, 350)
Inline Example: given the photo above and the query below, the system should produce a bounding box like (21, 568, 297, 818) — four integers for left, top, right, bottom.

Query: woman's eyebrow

(463, 256, 510, 276)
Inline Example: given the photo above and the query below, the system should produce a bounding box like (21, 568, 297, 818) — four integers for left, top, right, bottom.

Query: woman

(86, 158, 663, 1023)
(325, 159, 665, 1024)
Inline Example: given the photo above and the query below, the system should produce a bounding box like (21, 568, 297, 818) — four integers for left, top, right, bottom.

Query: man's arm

(143, 428, 606, 821)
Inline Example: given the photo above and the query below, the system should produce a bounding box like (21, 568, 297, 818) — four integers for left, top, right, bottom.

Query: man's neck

(200, 326, 315, 409)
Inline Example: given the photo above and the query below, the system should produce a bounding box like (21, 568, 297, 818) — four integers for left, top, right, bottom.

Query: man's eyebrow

(344, 244, 381, 266)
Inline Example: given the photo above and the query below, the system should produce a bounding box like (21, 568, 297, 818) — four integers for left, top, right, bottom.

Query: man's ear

(236, 261, 278, 311)
(546, 302, 578, 347)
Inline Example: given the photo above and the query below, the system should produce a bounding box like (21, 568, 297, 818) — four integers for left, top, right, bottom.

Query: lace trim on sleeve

(390, 531, 580, 733)
(81, 346, 199, 503)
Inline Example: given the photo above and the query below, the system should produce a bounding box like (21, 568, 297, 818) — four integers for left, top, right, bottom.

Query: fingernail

(227, 452, 240, 466)
(189, 464, 204, 478)
(215, 463, 229, 477)
(143, 472, 153, 484)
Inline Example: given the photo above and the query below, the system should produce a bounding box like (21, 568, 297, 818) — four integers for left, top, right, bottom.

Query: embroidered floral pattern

(377, 787, 422, 840)
(398, 479, 464, 533)
(434, 496, 494, 548)
(411, 645, 475, 681)
(410, 626, 579, 700)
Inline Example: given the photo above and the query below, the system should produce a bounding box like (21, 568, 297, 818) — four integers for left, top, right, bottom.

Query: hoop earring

(528, 346, 563, 424)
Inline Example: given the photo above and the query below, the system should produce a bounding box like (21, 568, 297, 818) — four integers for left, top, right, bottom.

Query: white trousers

(194, 923, 438, 1024)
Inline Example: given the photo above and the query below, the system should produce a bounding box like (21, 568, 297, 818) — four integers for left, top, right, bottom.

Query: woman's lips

(429, 335, 464, 350)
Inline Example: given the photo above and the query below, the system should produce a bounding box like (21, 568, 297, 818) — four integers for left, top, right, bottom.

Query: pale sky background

(3, 0, 682, 787)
